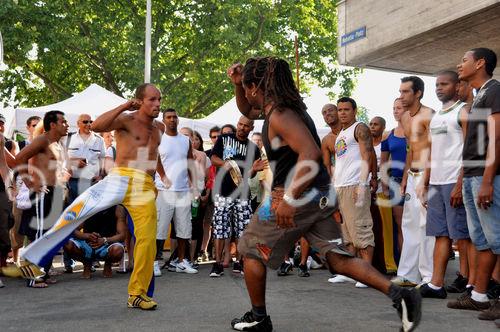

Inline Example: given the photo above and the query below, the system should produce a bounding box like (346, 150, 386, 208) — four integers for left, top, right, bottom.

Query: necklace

(409, 104, 422, 117)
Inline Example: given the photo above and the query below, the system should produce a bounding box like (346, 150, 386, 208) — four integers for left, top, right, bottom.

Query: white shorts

(156, 190, 192, 240)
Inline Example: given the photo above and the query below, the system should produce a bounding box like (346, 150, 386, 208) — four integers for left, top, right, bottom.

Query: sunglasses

(82, 120, 93, 125)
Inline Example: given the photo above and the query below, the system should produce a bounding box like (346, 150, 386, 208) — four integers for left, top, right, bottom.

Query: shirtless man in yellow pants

(20, 83, 165, 310)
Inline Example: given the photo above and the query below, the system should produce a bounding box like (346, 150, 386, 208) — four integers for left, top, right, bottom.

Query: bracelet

(283, 193, 297, 206)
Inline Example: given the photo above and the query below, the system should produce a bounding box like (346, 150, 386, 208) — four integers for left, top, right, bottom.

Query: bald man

(321, 103, 341, 178)
(66, 114, 106, 203)
(209, 115, 265, 277)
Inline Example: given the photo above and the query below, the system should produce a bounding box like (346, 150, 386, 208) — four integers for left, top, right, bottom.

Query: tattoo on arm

(356, 124, 374, 153)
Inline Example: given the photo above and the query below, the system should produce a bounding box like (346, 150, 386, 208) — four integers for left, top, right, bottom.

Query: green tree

(0, 0, 359, 117)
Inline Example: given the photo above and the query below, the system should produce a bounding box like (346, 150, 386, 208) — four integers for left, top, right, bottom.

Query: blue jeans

(462, 176, 500, 254)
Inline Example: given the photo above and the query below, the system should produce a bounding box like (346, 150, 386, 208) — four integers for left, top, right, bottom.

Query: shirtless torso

(401, 105, 434, 171)
(92, 84, 164, 176)
(15, 113, 69, 191)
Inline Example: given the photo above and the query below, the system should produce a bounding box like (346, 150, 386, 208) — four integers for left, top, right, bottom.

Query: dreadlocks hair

(242, 57, 307, 119)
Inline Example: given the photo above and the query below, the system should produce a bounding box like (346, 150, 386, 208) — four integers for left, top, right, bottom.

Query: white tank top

(429, 101, 466, 185)
(334, 122, 363, 188)
(158, 133, 190, 191)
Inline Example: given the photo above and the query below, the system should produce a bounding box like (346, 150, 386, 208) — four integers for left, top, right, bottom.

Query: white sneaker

(355, 281, 368, 288)
(328, 274, 356, 283)
(176, 259, 198, 274)
(153, 261, 162, 277)
(167, 258, 179, 272)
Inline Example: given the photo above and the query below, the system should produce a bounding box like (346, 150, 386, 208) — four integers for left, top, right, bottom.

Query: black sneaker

(419, 283, 447, 299)
(297, 264, 310, 277)
(277, 261, 293, 276)
(231, 311, 273, 331)
(209, 262, 224, 277)
(445, 272, 468, 293)
(487, 279, 500, 300)
(393, 287, 422, 332)
(447, 290, 490, 311)
(233, 261, 242, 273)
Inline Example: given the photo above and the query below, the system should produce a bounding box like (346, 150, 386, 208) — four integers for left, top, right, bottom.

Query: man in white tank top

(417, 71, 473, 299)
(155, 109, 197, 274)
(330, 97, 378, 287)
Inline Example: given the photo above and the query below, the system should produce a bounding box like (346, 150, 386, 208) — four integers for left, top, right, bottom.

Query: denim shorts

(462, 176, 500, 254)
(426, 184, 469, 240)
(70, 238, 124, 261)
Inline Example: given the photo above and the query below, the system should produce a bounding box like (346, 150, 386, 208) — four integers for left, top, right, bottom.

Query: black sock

(388, 284, 403, 303)
(156, 240, 165, 259)
(252, 305, 267, 320)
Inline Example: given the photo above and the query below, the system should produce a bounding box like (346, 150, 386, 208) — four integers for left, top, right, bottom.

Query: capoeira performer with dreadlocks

(227, 57, 422, 332)
(16, 84, 165, 310)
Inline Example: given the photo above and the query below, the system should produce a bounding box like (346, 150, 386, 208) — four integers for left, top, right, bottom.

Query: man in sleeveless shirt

(227, 57, 422, 332)
(155, 108, 198, 274)
(328, 97, 377, 288)
(417, 71, 473, 299)
(392, 76, 435, 287)
(447, 48, 500, 319)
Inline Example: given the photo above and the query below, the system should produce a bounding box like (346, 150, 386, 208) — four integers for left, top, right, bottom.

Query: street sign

(341, 26, 366, 47)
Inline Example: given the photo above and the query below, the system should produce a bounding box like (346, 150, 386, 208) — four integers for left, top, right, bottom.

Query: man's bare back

(321, 132, 337, 177)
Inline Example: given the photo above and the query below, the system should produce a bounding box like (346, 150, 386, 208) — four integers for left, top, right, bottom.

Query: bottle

(191, 197, 200, 218)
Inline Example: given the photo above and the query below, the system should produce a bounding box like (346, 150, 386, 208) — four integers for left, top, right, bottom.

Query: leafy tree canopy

(0, 0, 359, 117)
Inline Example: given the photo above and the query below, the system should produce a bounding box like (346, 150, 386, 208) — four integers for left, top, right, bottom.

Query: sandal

(26, 279, 48, 288)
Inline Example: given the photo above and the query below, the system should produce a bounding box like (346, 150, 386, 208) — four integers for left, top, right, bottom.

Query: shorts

(70, 238, 124, 261)
(463, 176, 500, 254)
(19, 186, 66, 242)
(212, 195, 252, 239)
(156, 190, 192, 240)
(336, 185, 375, 249)
(238, 186, 352, 270)
(426, 183, 469, 240)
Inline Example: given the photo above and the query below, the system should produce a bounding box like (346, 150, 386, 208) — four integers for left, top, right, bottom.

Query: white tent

(9, 84, 212, 138)
(200, 95, 332, 139)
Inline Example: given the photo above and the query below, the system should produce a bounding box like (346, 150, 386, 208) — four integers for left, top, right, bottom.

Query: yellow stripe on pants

(112, 167, 157, 297)
(376, 193, 397, 273)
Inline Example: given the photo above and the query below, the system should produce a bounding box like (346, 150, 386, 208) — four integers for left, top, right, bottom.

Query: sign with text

(341, 26, 366, 46)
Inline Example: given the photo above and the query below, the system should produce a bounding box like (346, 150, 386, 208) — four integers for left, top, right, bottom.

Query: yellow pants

(22, 167, 157, 297)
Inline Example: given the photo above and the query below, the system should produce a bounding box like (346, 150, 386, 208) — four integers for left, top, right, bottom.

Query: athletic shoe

(240, 259, 244, 275)
(446, 272, 468, 293)
(127, 294, 158, 310)
(419, 283, 447, 299)
(210, 262, 224, 277)
(190, 260, 199, 270)
(328, 274, 355, 283)
(231, 311, 273, 331)
(277, 261, 293, 276)
(167, 258, 179, 272)
(478, 299, 500, 320)
(391, 276, 417, 287)
(487, 279, 500, 300)
(393, 287, 422, 332)
(447, 291, 491, 311)
(176, 259, 198, 274)
(153, 261, 162, 277)
(355, 282, 368, 288)
(0, 278, 4, 288)
(297, 264, 310, 277)
(310, 258, 323, 270)
(233, 261, 242, 273)
(200, 252, 209, 262)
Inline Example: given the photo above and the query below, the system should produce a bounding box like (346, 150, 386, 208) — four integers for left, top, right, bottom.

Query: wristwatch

(103, 237, 109, 246)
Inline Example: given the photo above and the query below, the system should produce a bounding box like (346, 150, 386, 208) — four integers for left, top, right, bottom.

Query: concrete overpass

(337, 0, 500, 78)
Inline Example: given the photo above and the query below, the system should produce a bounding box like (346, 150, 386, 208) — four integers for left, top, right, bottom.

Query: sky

(306, 68, 441, 130)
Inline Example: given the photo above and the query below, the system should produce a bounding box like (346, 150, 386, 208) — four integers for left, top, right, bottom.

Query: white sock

(471, 290, 489, 302)
(428, 282, 442, 290)
(466, 284, 472, 288)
